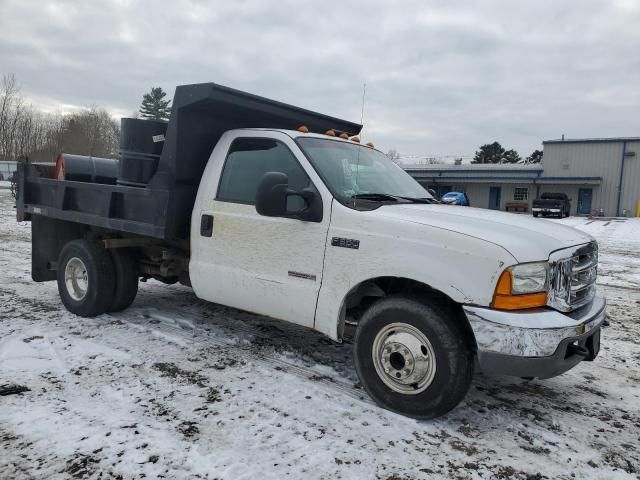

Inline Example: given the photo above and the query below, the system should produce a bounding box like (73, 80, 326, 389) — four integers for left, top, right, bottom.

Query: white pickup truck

(17, 83, 605, 419)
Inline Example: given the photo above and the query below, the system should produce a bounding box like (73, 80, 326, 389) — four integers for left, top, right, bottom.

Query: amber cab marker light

(325, 129, 336, 137)
(350, 136, 361, 143)
(366, 142, 374, 148)
(297, 125, 309, 133)
(491, 269, 547, 310)
(339, 132, 349, 139)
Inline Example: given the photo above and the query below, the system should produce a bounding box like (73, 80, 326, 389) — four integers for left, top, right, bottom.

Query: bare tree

(386, 148, 401, 165)
(0, 73, 22, 161)
(0, 74, 120, 162)
(54, 107, 120, 158)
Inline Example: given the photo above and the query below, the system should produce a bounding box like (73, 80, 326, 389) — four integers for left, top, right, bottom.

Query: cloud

(1, 0, 638, 158)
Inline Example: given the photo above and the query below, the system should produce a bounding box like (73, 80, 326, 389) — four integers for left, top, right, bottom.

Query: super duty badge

(331, 237, 360, 249)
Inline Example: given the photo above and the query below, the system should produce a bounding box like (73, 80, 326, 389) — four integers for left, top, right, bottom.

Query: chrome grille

(548, 242, 598, 312)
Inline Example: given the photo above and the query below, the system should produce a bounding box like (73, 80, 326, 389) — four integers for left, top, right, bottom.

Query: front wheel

(353, 296, 474, 419)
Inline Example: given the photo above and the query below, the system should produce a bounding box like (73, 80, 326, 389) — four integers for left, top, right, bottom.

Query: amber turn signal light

(492, 292, 547, 310)
(491, 269, 547, 310)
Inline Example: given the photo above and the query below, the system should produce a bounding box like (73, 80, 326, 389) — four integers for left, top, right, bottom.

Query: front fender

(314, 203, 517, 340)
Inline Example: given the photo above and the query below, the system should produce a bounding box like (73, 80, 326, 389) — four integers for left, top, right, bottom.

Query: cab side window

(217, 138, 310, 205)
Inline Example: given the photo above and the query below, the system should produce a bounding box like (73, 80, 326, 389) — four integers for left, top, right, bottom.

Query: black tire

(533, 213, 539, 218)
(108, 248, 139, 312)
(57, 240, 116, 317)
(353, 295, 474, 419)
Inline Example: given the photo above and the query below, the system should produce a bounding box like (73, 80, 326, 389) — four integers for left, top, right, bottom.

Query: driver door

(190, 136, 330, 328)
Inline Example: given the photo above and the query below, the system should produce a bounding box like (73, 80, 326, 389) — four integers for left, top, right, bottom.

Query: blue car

(440, 191, 471, 206)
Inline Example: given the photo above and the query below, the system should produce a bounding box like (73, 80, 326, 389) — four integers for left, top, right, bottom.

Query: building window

(513, 187, 529, 201)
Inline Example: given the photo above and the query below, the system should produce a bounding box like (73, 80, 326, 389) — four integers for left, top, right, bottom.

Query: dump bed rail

(17, 165, 170, 238)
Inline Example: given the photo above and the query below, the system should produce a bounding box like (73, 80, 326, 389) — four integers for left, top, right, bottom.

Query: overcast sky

(1, 0, 639, 160)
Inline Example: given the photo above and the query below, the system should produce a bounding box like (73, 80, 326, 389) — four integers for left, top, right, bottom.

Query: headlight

(510, 262, 548, 294)
(491, 262, 549, 310)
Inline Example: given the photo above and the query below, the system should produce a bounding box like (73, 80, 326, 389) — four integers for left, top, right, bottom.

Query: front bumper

(464, 293, 606, 379)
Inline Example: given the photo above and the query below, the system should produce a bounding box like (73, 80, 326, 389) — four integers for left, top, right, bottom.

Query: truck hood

(375, 204, 593, 263)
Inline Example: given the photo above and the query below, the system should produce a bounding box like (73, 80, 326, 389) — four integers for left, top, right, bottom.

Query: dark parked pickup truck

(532, 193, 571, 218)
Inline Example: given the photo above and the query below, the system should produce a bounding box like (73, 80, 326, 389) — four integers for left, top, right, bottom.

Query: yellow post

(636, 199, 640, 217)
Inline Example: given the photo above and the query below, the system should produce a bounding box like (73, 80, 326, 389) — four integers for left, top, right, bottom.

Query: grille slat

(572, 281, 595, 294)
(548, 242, 598, 312)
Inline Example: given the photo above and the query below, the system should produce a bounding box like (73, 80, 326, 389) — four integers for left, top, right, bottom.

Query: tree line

(386, 144, 543, 166)
(473, 142, 542, 164)
(0, 73, 172, 163)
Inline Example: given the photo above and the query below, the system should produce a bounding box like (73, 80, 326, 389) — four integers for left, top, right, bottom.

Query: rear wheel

(353, 295, 474, 419)
(108, 248, 139, 312)
(57, 240, 116, 317)
(533, 212, 539, 218)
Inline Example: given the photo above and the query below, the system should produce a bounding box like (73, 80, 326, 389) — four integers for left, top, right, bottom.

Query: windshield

(297, 137, 432, 204)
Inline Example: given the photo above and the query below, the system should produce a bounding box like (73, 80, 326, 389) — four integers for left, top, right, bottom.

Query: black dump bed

(18, 83, 362, 244)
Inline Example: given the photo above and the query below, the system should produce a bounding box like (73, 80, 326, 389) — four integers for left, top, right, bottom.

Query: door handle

(200, 214, 214, 237)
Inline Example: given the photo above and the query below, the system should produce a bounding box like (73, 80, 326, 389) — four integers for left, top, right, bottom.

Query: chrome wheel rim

(64, 257, 88, 301)
(372, 322, 436, 394)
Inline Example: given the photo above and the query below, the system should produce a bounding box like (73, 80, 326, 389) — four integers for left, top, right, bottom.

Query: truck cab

(188, 127, 604, 418)
(17, 83, 606, 419)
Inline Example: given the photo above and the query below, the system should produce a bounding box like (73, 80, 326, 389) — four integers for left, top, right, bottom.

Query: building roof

(404, 163, 602, 185)
(543, 137, 640, 145)
(404, 164, 543, 173)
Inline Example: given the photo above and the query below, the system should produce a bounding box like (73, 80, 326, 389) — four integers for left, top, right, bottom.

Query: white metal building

(405, 137, 639, 216)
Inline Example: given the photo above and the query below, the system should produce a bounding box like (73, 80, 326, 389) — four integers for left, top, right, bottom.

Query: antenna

(360, 82, 366, 125)
(353, 82, 366, 206)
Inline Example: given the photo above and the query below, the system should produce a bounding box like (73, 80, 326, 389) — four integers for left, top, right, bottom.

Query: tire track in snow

(112, 308, 372, 405)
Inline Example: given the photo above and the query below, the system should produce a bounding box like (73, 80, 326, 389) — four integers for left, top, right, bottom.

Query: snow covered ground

(1, 189, 639, 479)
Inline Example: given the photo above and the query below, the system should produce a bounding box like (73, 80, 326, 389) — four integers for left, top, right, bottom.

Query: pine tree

(472, 142, 505, 164)
(502, 149, 521, 164)
(139, 87, 171, 120)
(526, 149, 543, 164)
(472, 142, 522, 164)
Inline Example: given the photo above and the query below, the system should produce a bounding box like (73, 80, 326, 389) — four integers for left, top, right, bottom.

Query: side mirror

(255, 172, 322, 222)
